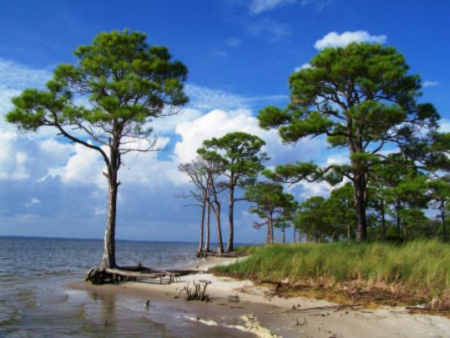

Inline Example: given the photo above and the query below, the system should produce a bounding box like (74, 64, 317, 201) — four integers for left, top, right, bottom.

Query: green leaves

(258, 106, 291, 130)
(245, 182, 296, 220)
(6, 29, 188, 153)
(259, 42, 435, 153)
(197, 132, 268, 188)
(262, 162, 322, 184)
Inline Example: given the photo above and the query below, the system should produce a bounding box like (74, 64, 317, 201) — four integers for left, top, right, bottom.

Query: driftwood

(85, 265, 201, 285)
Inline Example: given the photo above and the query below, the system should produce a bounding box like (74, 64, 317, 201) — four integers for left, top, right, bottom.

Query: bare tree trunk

(293, 226, 296, 243)
(198, 199, 206, 254)
(101, 175, 118, 269)
(227, 185, 234, 252)
(205, 203, 211, 252)
(282, 227, 285, 244)
(215, 205, 224, 254)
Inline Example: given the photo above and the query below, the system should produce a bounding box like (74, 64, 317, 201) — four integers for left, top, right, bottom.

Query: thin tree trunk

(267, 217, 274, 245)
(198, 199, 206, 254)
(214, 205, 224, 254)
(293, 226, 296, 243)
(101, 176, 118, 269)
(282, 227, 285, 244)
(205, 202, 211, 252)
(227, 185, 234, 252)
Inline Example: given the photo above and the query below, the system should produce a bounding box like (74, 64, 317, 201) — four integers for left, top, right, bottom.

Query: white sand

(74, 257, 450, 337)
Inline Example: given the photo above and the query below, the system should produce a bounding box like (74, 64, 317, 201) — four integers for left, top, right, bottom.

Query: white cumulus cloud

(174, 108, 325, 166)
(314, 31, 387, 50)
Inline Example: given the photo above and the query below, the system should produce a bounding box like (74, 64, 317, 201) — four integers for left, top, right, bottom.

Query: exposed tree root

(85, 265, 203, 285)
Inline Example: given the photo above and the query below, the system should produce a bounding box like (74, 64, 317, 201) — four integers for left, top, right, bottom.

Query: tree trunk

(205, 203, 211, 252)
(215, 204, 224, 254)
(282, 227, 286, 244)
(227, 185, 234, 252)
(293, 226, 296, 243)
(267, 215, 274, 245)
(349, 126, 368, 242)
(100, 142, 121, 270)
(101, 177, 118, 269)
(198, 199, 206, 254)
(353, 174, 368, 242)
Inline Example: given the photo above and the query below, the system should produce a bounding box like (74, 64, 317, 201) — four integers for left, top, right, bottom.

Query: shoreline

(69, 257, 450, 337)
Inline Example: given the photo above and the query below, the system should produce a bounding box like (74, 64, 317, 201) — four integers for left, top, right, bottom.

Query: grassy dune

(214, 241, 450, 308)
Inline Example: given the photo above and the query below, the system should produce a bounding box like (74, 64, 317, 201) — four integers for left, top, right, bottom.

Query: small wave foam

(184, 316, 219, 326)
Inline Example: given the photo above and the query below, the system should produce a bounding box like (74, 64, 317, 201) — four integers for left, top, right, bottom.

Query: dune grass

(214, 240, 450, 301)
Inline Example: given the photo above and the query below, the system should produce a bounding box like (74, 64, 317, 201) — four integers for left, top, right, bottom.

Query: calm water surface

(0, 237, 250, 337)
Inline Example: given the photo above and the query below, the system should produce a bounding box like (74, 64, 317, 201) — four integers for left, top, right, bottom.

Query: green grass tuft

(215, 240, 450, 299)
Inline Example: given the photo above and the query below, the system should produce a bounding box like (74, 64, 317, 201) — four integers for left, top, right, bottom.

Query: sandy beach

(69, 257, 450, 337)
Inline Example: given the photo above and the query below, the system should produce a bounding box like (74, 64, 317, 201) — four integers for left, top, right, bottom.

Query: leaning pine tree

(258, 42, 440, 241)
(6, 30, 188, 269)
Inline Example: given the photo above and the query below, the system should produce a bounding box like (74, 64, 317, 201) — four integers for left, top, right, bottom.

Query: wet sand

(70, 257, 450, 337)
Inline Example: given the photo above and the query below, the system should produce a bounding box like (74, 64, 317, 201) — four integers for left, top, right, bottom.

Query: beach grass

(214, 240, 450, 306)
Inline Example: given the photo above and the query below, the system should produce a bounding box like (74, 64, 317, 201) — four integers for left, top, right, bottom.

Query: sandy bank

(70, 257, 450, 337)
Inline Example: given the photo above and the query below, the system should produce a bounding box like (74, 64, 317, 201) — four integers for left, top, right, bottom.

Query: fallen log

(85, 264, 205, 285)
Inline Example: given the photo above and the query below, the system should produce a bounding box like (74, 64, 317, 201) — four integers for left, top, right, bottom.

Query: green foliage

(197, 132, 268, 188)
(245, 182, 296, 244)
(214, 241, 450, 298)
(245, 182, 295, 220)
(257, 42, 441, 241)
(295, 196, 328, 242)
(259, 42, 437, 147)
(262, 162, 322, 184)
(325, 183, 356, 240)
(7, 29, 188, 140)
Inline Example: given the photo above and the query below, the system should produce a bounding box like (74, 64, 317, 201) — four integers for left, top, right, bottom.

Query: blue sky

(0, 0, 449, 244)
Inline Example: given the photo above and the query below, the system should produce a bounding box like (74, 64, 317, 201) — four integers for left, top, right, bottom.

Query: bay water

(0, 237, 250, 337)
